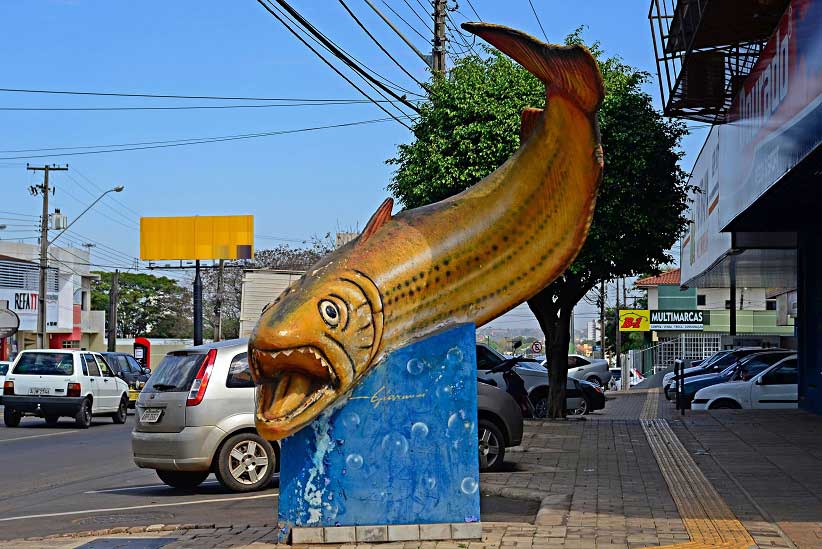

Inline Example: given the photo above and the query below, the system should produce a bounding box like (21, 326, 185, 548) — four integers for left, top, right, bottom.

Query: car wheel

(156, 470, 209, 490)
(572, 398, 589, 416)
(477, 419, 505, 472)
(587, 376, 602, 388)
(75, 398, 92, 429)
(531, 394, 548, 419)
(216, 433, 276, 492)
(44, 415, 60, 426)
(111, 395, 128, 424)
(3, 407, 21, 427)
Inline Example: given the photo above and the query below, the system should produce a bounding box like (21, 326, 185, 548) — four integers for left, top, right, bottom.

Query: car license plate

(140, 408, 162, 423)
(29, 387, 50, 396)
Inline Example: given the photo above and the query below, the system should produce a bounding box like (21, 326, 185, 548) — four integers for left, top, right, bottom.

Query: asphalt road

(0, 406, 534, 541)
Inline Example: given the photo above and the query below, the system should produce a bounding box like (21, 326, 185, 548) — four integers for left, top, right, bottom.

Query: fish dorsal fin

(360, 198, 393, 243)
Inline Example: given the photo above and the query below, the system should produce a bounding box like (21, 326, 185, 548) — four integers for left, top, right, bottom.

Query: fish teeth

(282, 349, 293, 356)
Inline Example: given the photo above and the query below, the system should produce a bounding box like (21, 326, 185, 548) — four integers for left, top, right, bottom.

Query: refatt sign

(649, 310, 707, 331)
(13, 292, 38, 311)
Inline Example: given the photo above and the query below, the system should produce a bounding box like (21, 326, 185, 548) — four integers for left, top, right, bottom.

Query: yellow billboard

(140, 215, 254, 261)
(618, 309, 651, 332)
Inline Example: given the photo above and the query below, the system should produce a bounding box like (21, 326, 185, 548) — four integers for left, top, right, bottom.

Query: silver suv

(132, 340, 279, 492)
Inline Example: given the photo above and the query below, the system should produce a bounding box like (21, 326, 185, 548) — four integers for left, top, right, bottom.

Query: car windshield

(143, 352, 206, 393)
(13, 353, 74, 375)
(736, 353, 791, 380)
(701, 351, 731, 368)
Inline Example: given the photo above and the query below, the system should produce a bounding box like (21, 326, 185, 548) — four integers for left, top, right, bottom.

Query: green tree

(91, 272, 192, 338)
(387, 33, 692, 417)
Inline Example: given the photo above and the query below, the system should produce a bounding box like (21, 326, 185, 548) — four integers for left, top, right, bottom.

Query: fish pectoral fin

(461, 22, 604, 114)
(359, 197, 394, 244)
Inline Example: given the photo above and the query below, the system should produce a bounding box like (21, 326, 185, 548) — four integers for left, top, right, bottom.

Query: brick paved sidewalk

(20, 391, 822, 549)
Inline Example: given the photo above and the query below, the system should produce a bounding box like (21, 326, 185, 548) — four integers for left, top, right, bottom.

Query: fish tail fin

(462, 22, 604, 114)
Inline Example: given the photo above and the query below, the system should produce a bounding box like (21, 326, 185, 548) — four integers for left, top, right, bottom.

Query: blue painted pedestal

(278, 324, 480, 541)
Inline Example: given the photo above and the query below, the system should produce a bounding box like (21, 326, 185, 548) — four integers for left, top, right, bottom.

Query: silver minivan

(132, 339, 279, 492)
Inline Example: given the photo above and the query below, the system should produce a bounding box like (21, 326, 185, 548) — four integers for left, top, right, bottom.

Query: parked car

(609, 367, 644, 390)
(575, 378, 606, 414)
(2, 350, 130, 428)
(674, 350, 793, 408)
(477, 382, 524, 472)
(0, 360, 10, 405)
(692, 354, 798, 410)
(476, 344, 602, 416)
(101, 352, 151, 407)
(133, 340, 523, 490)
(663, 348, 772, 399)
(566, 355, 612, 388)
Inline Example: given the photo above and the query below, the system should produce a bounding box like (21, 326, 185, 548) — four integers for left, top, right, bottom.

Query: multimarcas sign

(618, 310, 708, 331)
(650, 310, 707, 331)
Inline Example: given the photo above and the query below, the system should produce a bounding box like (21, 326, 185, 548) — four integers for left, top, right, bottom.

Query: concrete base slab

(289, 522, 482, 544)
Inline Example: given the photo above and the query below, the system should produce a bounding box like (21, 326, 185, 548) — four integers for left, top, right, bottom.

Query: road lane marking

(0, 492, 279, 522)
(0, 430, 76, 443)
(84, 480, 221, 494)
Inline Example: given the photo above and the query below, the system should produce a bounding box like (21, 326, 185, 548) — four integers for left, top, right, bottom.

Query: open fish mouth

(252, 346, 339, 422)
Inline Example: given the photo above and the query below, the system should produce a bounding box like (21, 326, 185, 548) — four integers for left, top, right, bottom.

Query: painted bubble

(425, 477, 437, 490)
(341, 412, 360, 430)
(446, 347, 464, 365)
(406, 358, 424, 376)
(411, 422, 429, 439)
(345, 453, 363, 470)
(381, 432, 409, 456)
(461, 476, 479, 494)
(447, 412, 461, 434)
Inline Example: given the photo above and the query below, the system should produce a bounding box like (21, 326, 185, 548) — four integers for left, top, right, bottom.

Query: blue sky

(0, 1, 705, 330)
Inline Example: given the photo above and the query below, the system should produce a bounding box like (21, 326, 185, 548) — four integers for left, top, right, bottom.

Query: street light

(49, 185, 125, 246)
(37, 185, 125, 348)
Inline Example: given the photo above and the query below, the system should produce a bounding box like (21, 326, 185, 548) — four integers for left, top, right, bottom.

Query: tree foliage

(388, 32, 692, 417)
(91, 272, 192, 338)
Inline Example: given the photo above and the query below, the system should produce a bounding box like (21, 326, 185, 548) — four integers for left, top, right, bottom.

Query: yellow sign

(619, 309, 650, 332)
(140, 215, 254, 261)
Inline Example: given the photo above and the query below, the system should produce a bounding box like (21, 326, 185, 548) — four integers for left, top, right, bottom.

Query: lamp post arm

(48, 189, 117, 247)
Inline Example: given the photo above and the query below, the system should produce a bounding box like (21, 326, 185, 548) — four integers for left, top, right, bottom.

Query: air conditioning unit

(50, 209, 68, 230)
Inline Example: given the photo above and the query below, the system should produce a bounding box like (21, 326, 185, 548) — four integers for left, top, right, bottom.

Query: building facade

(649, 0, 821, 412)
(0, 241, 105, 359)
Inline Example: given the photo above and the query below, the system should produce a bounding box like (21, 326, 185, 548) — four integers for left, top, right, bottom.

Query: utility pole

(193, 260, 203, 346)
(28, 164, 68, 349)
(599, 280, 605, 360)
(107, 270, 119, 352)
(215, 259, 225, 342)
(362, 0, 432, 68)
(432, 0, 447, 75)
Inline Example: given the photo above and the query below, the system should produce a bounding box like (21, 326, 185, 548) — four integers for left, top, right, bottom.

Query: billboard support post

(194, 260, 203, 346)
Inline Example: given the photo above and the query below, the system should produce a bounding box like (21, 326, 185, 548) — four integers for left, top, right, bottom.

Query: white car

(2, 350, 130, 428)
(567, 355, 612, 387)
(691, 354, 798, 411)
(609, 367, 644, 390)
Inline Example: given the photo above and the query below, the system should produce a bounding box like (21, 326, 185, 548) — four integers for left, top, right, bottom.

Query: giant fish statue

(249, 22, 605, 440)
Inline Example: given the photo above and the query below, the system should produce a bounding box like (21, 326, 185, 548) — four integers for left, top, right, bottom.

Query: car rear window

(13, 353, 74, 376)
(143, 352, 206, 393)
(0, 363, 8, 376)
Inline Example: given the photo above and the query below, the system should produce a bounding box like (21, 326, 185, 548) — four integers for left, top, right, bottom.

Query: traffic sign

(531, 341, 543, 353)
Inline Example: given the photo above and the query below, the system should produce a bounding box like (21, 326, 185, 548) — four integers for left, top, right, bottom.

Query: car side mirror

(755, 379, 762, 385)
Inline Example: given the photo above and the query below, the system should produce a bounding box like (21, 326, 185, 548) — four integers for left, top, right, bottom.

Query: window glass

(143, 353, 206, 393)
(763, 359, 798, 385)
(476, 346, 502, 370)
(12, 353, 74, 376)
(126, 356, 143, 374)
(114, 355, 130, 375)
(96, 355, 114, 377)
(226, 353, 255, 388)
(84, 354, 101, 377)
(575, 356, 590, 366)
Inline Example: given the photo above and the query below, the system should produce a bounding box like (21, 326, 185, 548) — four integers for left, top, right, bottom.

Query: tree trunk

(528, 288, 574, 419)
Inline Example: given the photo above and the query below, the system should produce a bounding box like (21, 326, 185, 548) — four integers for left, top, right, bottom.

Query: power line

(403, 0, 431, 30)
(256, 1, 416, 129)
(379, 1, 429, 42)
(64, 172, 140, 228)
(0, 100, 419, 112)
(0, 87, 409, 102)
(464, 0, 482, 21)
(73, 168, 143, 220)
(0, 116, 413, 159)
(264, 0, 423, 111)
(526, 0, 548, 41)
(338, 0, 424, 87)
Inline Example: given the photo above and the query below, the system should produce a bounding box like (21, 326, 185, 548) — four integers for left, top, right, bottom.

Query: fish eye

(319, 299, 340, 327)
